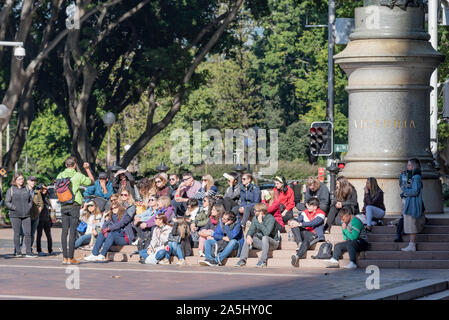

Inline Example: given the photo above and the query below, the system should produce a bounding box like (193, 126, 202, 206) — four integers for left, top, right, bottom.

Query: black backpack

(311, 242, 333, 259)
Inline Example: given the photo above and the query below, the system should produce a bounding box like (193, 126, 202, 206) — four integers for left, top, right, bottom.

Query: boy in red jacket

(288, 197, 325, 267)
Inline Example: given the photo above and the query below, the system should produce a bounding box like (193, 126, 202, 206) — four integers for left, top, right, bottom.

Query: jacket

(57, 168, 93, 205)
(296, 208, 325, 241)
(194, 186, 218, 206)
(273, 186, 295, 212)
(240, 183, 261, 208)
(201, 217, 220, 231)
(247, 213, 280, 242)
(113, 171, 136, 199)
(224, 183, 242, 201)
(304, 182, 330, 213)
(343, 216, 367, 241)
(193, 207, 209, 228)
(40, 192, 52, 222)
(106, 204, 136, 243)
(213, 216, 244, 251)
(362, 189, 385, 212)
(29, 188, 44, 221)
(149, 224, 172, 252)
(156, 186, 170, 198)
(5, 185, 33, 218)
(402, 174, 423, 218)
(334, 186, 360, 215)
(83, 180, 114, 200)
(262, 199, 283, 227)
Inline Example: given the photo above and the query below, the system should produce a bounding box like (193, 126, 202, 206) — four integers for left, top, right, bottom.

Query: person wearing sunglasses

(273, 176, 295, 225)
(168, 174, 180, 200)
(238, 173, 261, 230)
(174, 172, 201, 204)
(84, 190, 136, 262)
(133, 195, 159, 251)
(154, 173, 170, 198)
(193, 175, 218, 207)
(112, 168, 136, 200)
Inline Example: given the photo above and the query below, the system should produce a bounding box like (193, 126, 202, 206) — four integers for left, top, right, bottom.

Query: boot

(401, 242, 416, 252)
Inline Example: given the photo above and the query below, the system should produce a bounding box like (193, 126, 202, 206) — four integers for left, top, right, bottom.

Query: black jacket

(5, 185, 33, 218)
(362, 189, 385, 212)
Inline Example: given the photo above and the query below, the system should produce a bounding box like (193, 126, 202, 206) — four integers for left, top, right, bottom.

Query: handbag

(168, 233, 182, 243)
(77, 221, 87, 233)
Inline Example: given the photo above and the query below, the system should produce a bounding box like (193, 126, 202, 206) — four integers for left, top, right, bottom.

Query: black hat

(98, 172, 108, 179)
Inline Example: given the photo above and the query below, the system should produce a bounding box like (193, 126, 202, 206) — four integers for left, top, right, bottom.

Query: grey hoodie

(5, 185, 33, 218)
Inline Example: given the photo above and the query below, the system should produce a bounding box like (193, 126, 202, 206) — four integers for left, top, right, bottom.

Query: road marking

(0, 263, 314, 278)
(0, 294, 97, 300)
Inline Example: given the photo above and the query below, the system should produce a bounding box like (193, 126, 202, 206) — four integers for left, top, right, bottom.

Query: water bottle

(288, 230, 293, 242)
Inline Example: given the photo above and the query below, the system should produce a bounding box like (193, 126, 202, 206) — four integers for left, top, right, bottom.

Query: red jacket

(262, 199, 284, 227)
(273, 186, 295, 212)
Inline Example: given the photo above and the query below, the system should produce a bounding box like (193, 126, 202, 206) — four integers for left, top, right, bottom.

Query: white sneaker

(95, 254, 106, 261)
(158, 258, 170, 265)
(198, 250, 205, 257)
(177, 259, 187, 266)
(84, 254, 98, 262)
(401, 243, 416, 252)
(343, 261, 358, 269)
(325, 258, 340, 268)
(132, 239, 139, 246)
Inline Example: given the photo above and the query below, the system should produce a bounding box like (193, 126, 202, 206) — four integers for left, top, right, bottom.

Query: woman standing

(5, 173, 33, 257)
(362, 177, 386, 231)
(324, 176, 359, 233)
(401, 158, 425, 252)
(36, 184, 54, 256)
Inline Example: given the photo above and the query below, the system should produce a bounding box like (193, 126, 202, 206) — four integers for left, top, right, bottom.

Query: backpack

(55, 177, 75, 205)
(311, 242, 333, 259)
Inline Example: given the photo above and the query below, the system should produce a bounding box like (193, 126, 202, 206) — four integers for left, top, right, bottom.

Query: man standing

(57, 157, 95, 265)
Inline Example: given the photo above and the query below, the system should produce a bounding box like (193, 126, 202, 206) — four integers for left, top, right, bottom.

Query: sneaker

(343, 261, 358, 269)
(256, 261, 267, 268)
(24, 253, 37, 258)
(325, 258, 340, 268)
(13, 253, 23, 258)
(401, 243, 416, 252)
(291, 255, 299, 267)
(176, 259, 187, 266)
(95, 254, 107, 262)
(84, 254, 99, 262)
(366, 226, 373, 232)
(198, 250, 205, 257)
(68, 258, 80, 265)
(37, 252, 47, 257)
(62, 258, 69, 265)
(132, 239, 139, 246)
(377, 220, 384, 226)
(158, 258, 170, 265)
(234, 259, 246, 267)
(199, 259, 218, 266)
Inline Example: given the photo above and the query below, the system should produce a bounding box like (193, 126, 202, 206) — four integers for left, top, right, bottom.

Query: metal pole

(24, 127, 28, 173)
(429, 0, 438, 162)
(107, 127, 111, 167)
(116, 130, 120, 165)
(326, 0, 339, 204)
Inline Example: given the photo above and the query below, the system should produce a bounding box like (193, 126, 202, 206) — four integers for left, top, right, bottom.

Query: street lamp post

(102, 112, 116, 167)
(24, 126, 29, 173)
(156, 161, 170, 173)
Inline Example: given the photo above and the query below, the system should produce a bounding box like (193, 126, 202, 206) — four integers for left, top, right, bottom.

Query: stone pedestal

(335, 3, 444, 214)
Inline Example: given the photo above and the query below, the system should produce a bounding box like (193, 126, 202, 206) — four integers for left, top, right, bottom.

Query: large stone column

(335, 0, 444, 214)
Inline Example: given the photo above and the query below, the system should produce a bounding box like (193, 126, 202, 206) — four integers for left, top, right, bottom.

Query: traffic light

(309, 121, 333, 157)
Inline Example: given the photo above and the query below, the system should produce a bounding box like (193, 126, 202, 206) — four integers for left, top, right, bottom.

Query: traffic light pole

(326, 0, 339, 204)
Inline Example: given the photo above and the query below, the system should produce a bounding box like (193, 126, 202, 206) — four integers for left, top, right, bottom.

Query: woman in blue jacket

(401, 158, 425, 252)
(84, 189, 136, 262)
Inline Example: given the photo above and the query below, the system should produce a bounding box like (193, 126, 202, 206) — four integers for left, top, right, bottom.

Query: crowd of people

(4, 155, 426, 269)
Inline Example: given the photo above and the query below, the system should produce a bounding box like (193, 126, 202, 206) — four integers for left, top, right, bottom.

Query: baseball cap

(99, 172, 108, 179)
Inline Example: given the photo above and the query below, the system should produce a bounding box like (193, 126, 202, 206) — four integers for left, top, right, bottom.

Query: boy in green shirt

(326, 208, 368, 269)
(57, 156, 95, 265)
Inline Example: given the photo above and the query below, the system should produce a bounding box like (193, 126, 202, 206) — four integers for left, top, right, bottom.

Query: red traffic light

(337, 162, 345, 169)
(316, 127, 324, 135)
(310, 127, 317, 135)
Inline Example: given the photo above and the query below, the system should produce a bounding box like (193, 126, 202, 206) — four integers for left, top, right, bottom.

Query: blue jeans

(139, 247, 171, 262)
(92, 231, 128, 256)
(204, 239, 239, 264)
(75, 233, 92, 249)
(139, 249, 149, 259)
(365, 205, 385, 226)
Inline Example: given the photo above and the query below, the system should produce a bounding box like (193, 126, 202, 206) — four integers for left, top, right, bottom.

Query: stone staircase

(74, 215, 449, 269)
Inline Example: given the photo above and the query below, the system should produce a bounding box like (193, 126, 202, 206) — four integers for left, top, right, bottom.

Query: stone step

(368, 242, 449, 251)
(357, 259, 449, 269)
(415, 289, 449, 300)
(367, 234, 449, 242)
(370, 225, 449, 234)
(345, 280, 449, 300)
(381, 217, 449, 225)
(360, 251, 449, 260)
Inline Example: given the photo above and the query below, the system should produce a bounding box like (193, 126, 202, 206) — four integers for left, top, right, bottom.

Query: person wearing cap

(222, 172, 242, 212)
(273, 176, 295, 225)
(20, 176, 43, 252)
(36, 184, 54, 256)
(83, 172, 114, 201)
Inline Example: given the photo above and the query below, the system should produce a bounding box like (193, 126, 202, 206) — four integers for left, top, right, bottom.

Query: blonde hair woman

(193, 174, 218, 206)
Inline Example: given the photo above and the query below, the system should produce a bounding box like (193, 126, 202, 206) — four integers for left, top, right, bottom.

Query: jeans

(11, 217, 32, 255)
(153, 242, 183, 261)
(291, 227, 318, 259)
(36, 219, 52, 253)
(75, 233, 92, 249)
(92, 231, 128, 257)
(333, 239, 369, 263)
(19, 217, 39, 249)
(239, 236, 279, 263)
(204, 238, 239, 264)
(365, 205, 385, 226)
(61, 205, 81, 259)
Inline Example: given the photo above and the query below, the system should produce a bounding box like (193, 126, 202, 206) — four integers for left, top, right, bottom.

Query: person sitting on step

(235, 203, 281, 268)
(289, 197, 326, 267)
(362, 177, 386, 232)
(325, 208, 368, 269)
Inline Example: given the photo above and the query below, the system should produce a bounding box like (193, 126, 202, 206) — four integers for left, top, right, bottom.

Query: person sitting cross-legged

(235, 203, 281, 268)
(289, 197, 325, 267)
(199, 211, 243, 266)
(326, 208, 369, 269)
